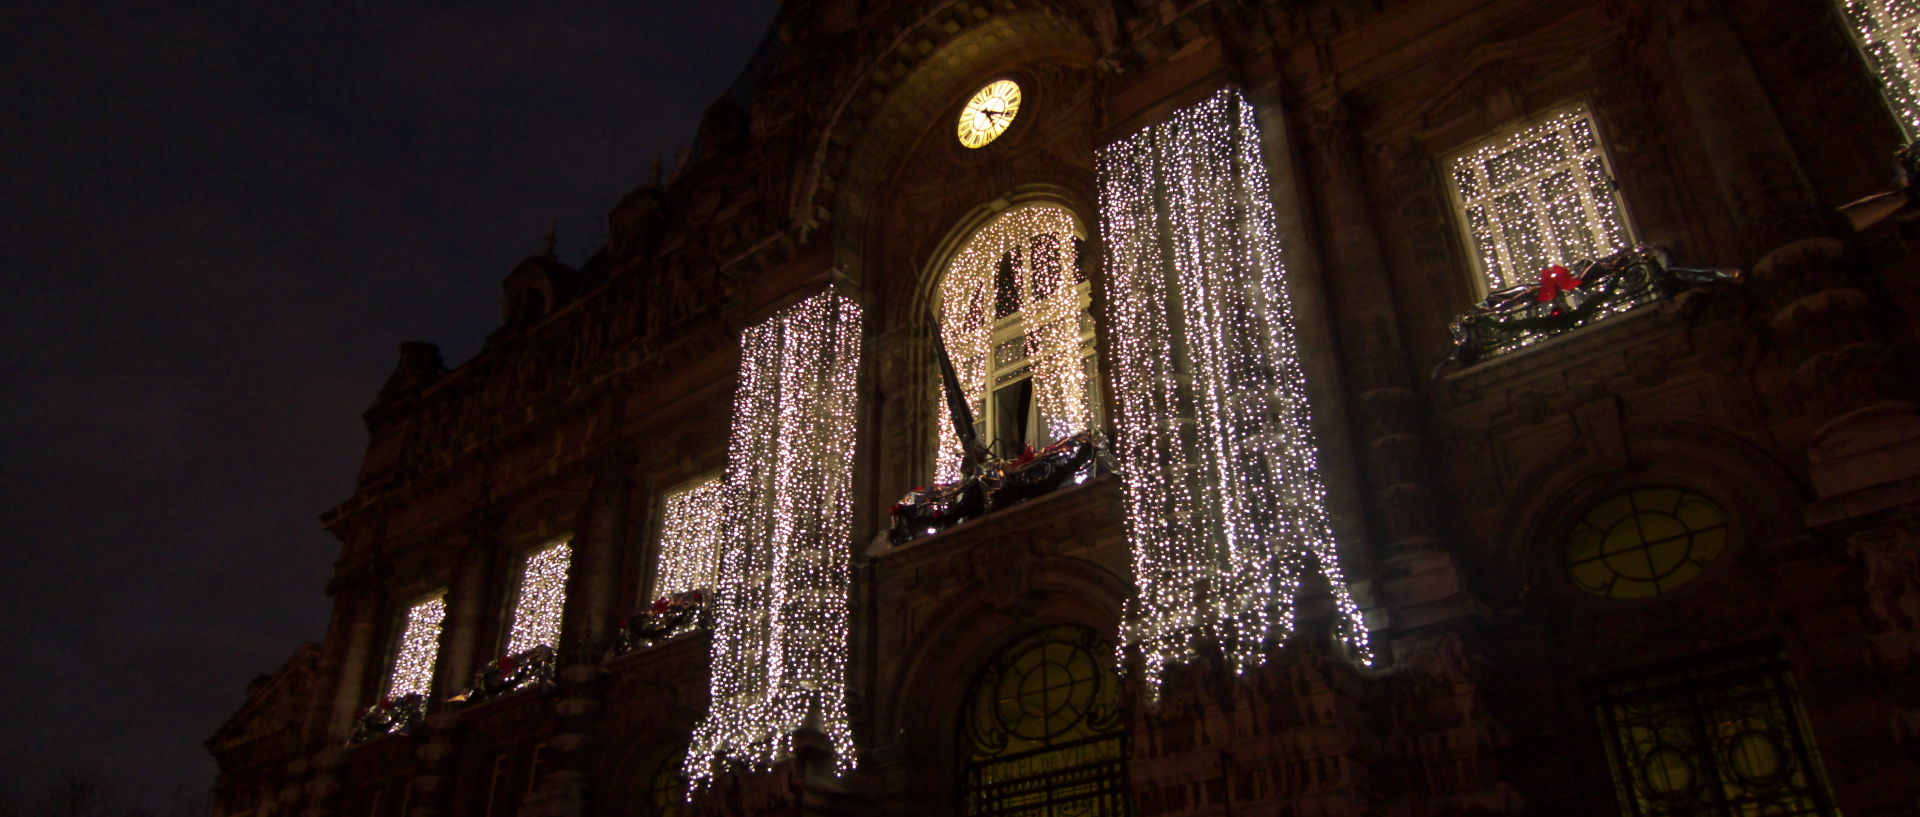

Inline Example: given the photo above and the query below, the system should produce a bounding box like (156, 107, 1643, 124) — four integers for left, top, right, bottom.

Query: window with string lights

(1445, 103, 1634, 296)
(888, 204, 1106, 544)
(932, 203, 1100, 477)
(351, 591, 444, 743)
(615, 475, 722, 654)
(1438, 104, 1737, 365)
(1836, 0, 1920, 139)
(464, 540, 570, 701)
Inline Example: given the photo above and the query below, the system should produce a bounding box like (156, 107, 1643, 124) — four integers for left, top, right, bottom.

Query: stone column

(1662, 0, 1830, 255)
(1240, 81, 1372, 583)
(522, 452, 633, 817)
(437, 519, 498, 697)
(1299, 97, 1470, 628)
(303, 569, 384, 817)
(411, 521, 496, 817)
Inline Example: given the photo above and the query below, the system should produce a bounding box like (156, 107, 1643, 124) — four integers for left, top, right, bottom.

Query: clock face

(957, 80, 1022, 149)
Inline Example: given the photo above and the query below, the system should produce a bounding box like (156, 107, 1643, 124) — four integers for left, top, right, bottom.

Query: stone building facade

(210, 0, 1920, 815)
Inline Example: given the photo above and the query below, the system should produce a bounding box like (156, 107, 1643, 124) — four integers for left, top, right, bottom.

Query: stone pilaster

(303, 572, 384, 817)
(409, 523, 494, 817)
(1299, 97, 1470, 628)
(1662, 0, 1830, 255)
(521, 453, 633, 817)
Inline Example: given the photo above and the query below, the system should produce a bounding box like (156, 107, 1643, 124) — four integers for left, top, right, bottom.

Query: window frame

(981, 278, 1099, 458)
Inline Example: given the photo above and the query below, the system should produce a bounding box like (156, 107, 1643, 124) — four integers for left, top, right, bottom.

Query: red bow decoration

(1536, 264, 1583, 302)
(651, 596, 671, 614)
(495, 655, 517, 673)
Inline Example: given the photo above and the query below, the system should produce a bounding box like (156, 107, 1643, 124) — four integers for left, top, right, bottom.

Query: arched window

(933, 204, 1100, 483)
(959, 625, 1129, 816)
(646, 747, 687, 817)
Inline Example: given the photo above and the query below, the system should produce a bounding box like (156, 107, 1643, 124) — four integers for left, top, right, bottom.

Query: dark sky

(0, 1, 776, 807)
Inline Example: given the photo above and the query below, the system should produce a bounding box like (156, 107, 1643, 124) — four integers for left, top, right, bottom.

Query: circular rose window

(1565, 488, 1727, 599)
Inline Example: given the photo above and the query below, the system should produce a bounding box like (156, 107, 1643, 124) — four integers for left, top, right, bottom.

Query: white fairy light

(932, 204, 1093, 482)
(1097, 87, 1373, 700)
(1445, 104, 1632, 292)
(687, 289, 862, 785)
(386, 592, 446, 699)
(1838, 0, 1920, 139)
(505, 540, 572, 656)
(654, 476, 727, 598)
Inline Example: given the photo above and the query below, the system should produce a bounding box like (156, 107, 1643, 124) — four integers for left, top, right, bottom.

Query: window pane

(1564, 488, 1727, 599)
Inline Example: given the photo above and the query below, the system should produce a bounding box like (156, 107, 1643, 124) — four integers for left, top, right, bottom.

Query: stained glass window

(505, 540, 572, 655)
(1593, 651, 1840, 817)
(386, 592, 446, 698)
(1565, 488, 1727, 600)
(653, 476, 725, 599)
(1446, 104, 1633, 293)
(1838, 0, 1920, 138)
(648, 748, 688, 817)
(960, 626, 1130, 817)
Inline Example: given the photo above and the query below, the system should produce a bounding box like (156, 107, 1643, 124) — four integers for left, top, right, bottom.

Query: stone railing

(348, 693, 426, 744)
(609, 589, 709, 656)
(458, 644, 557, 703)
(1448, 245, 1740, 365)
(889, 430, 1102, 545)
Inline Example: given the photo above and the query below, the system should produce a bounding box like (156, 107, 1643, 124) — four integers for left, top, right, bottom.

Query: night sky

(0, 1, 776, 808)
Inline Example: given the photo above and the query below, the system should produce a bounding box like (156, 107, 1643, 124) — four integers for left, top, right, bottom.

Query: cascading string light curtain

(932, 204, 1092, 484)
(1097, 87, 1373, 701)
(687, 288, 862, 786)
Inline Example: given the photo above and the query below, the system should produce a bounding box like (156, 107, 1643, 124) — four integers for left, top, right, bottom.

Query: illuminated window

(652, 476, 725, 599)
(1446, 104, 1633, 293)
(1565, 488, 1727, 600)
(1838, 0, 1920, 138)
(1593, 651, 1840, 817)
(386, 592, 446, 699)
(959, 626, 1129, 817)
(505, 540, 571, 655)
(934, 204, 1100, 483)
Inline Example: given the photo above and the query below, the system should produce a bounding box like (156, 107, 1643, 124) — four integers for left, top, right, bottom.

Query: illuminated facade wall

(687, 289, 863, 782)
(1097, 88, 1372, 698)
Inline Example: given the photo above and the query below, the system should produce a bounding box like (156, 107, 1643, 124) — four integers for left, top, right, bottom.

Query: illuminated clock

(957, 80, 1022, 149)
